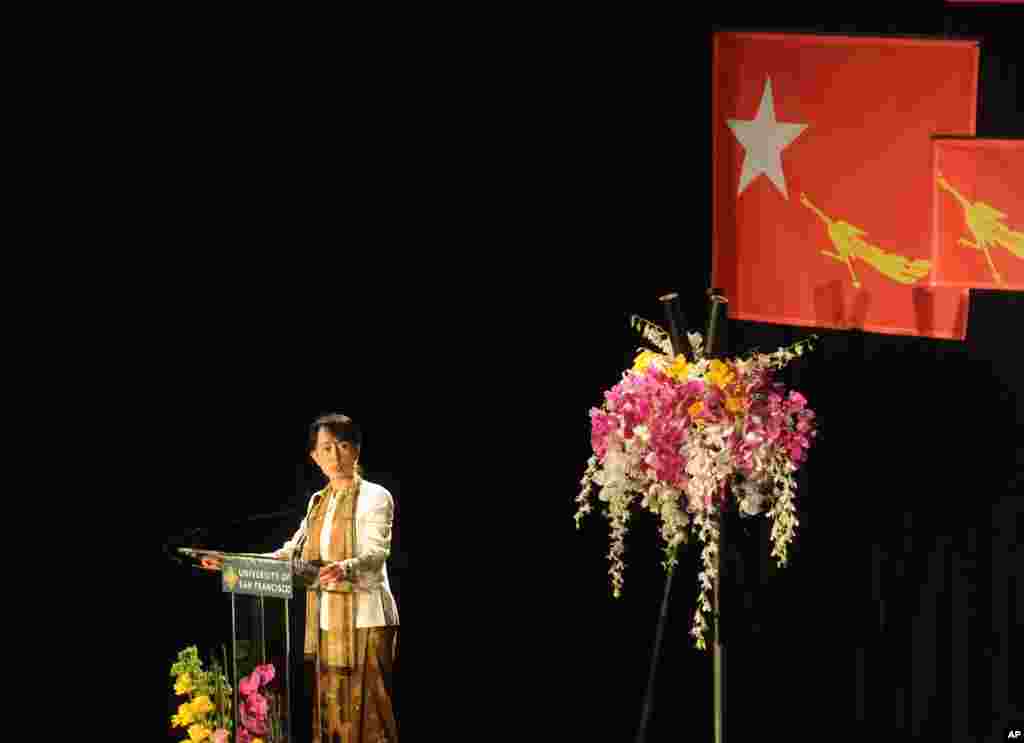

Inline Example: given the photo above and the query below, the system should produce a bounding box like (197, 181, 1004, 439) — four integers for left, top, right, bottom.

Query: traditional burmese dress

(276, 478, 399, 743)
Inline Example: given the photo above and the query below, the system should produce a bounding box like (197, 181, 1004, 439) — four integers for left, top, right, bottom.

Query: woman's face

(311, 427, 360, 480)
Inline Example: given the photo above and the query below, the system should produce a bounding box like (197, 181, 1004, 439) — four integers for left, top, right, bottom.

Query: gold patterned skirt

(305, 627, 399, 743)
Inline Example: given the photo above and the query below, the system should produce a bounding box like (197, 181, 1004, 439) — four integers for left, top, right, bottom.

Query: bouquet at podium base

(169, 646, 284, 743)
(237, 663, 283, 743)
(169, 646, 233, 743)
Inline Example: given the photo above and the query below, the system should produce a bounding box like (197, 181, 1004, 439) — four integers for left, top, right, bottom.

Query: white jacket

(275, 479, 400, 628)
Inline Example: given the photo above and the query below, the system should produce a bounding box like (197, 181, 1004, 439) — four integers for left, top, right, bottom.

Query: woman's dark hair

(308, 413, 362, 453)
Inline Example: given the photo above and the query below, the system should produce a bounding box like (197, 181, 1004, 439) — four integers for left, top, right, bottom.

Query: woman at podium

(202, 413, 399, 743)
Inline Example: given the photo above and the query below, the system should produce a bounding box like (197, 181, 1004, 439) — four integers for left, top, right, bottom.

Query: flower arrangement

(169, 646, 233, 743)
(575, 316, 818, 649)
(170, 646, 283, 743)
(236, 663, 283, 743)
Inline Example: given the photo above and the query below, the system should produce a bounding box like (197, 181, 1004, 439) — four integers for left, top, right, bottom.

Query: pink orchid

(212, 730, 229, 743)
(245, 691, 269, 720)
(238, 672, 259, 697)
(254, 664, 276, 686)
(240, 701, 270, 736)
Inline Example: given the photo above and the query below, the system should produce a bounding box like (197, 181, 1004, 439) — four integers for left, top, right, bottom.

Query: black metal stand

(231, 592, 239, 741)
(284, 597, 291, 743)
(706, 290, 729, 743)
(634, 292, 687, 743)
(634, 289, 729, 743)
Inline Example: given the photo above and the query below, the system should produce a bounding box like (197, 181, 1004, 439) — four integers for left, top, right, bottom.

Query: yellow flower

(706, 359, 735, 390)
(252, 739, 265, 743)
(665, 355, 689, 382)
(172, 702, 195, 728)
(688, 401, 704, 418)
(632, 350, 659, 374)
(725, 396, 745, 414)
(174, 673, 193, 696)
(187, 724, 211, 742)
(191, 695, 215, 716)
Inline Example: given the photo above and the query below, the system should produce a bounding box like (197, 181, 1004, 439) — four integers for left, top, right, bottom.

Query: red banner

(930, 138, 1024, 290)
(711, 32, 979, 339)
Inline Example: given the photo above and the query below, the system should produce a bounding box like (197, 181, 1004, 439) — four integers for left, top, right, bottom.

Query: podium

(180, 548, 351, 743)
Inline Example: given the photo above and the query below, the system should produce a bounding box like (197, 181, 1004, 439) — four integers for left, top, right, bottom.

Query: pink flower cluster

(733, 383, 816, 474)
(237, 664, 276, 742)
(591, 367, 709, 489)
(591, 363, 816, 496)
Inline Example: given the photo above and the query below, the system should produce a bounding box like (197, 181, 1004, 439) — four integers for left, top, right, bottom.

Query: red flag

(711, 32, 979, 339)
(931, 138, 1024, 290)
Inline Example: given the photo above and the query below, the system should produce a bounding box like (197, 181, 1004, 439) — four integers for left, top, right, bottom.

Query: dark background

(102, 6, 1023, 742)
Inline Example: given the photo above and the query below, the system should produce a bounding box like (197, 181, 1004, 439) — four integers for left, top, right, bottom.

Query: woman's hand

(318, 561, 349, 584)
(199, 555, 224, 571)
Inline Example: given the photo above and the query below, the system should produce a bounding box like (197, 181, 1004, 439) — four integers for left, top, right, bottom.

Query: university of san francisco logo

(223, 565, 240, 592)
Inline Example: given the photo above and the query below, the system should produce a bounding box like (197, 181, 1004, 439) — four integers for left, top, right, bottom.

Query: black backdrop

(134, 8, 1021, 742)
